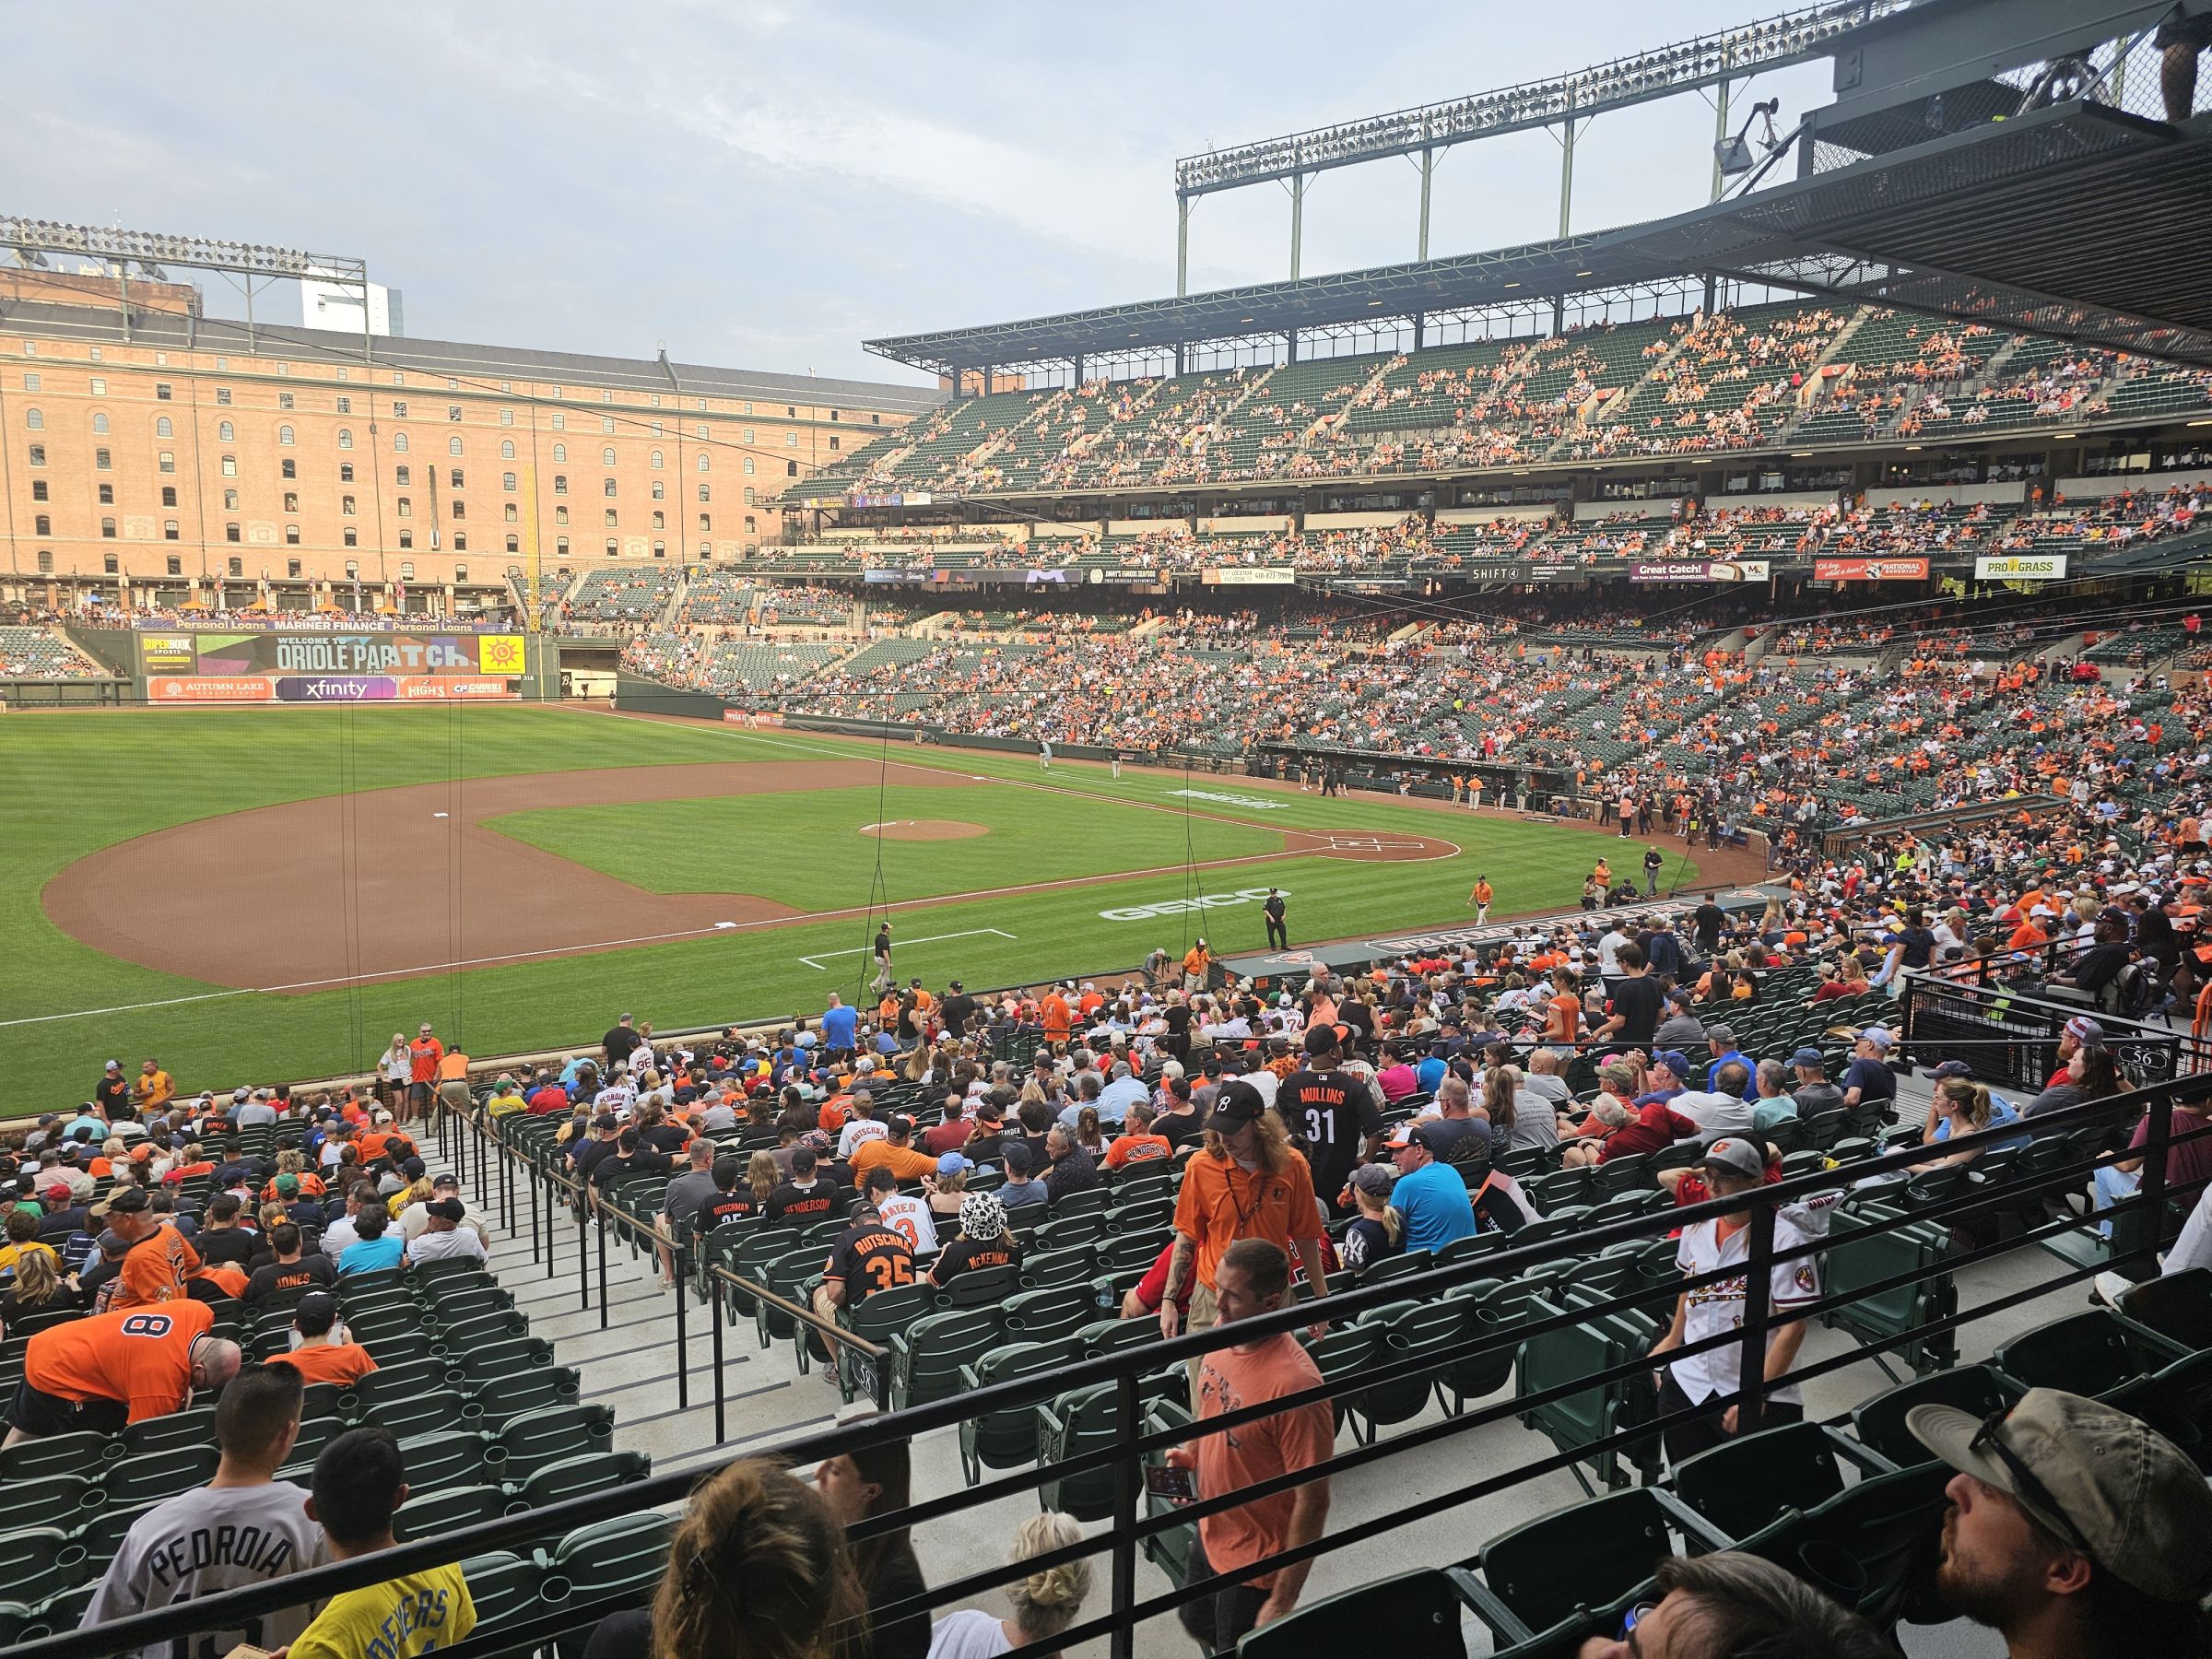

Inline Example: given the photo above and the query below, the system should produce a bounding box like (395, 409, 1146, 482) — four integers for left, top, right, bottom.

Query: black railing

(9, 1078, 2206, 1659)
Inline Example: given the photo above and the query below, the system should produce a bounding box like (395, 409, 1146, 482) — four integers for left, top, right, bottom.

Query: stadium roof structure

(869, 0, 2212, 382)
(868, 99, 2212, 381)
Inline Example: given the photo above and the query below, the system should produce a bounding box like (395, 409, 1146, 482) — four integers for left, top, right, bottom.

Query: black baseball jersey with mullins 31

(1274, 1067, 1382, 1209)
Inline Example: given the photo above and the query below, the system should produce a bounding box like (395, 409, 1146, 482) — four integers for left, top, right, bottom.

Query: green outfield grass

(0, 704, 1701, 1104)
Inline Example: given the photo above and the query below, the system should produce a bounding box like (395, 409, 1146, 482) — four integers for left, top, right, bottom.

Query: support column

(116, 265, 132, 345)
(1072, 353, 1086, 386)
(1285, 329, 1298, 365)
(1288, 171, 1306, 281)
(1413, 311, 1426, 351)
(1710, 74, 1733, 202)
(1176, 195, 1192, 298)
(1174, 344, 1187, 376)
(1558, 112, 1577, 238)
(1418, 147, 1434, 262)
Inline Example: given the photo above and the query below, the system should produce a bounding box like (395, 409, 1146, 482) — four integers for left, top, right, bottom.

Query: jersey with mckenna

(81, 1481, 325, 1659)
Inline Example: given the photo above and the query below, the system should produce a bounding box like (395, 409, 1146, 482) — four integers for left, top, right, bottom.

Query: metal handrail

(5, 1076, 2197, 1659)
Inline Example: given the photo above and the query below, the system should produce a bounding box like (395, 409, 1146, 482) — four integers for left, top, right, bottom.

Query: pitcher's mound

(859, 819, 990, 841)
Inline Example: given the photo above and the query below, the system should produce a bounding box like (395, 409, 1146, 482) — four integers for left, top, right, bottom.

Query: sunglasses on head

(1970, 1405, 2095, 1558)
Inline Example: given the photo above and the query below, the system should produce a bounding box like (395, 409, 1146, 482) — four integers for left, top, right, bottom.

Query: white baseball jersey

(81, 1479, 325, 1659)
(873, 1193, 938, 1254)
(1666, 1211, 1820, 1407)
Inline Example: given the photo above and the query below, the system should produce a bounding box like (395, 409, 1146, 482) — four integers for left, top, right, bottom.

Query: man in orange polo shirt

(1159, 1083, 1328, 1371)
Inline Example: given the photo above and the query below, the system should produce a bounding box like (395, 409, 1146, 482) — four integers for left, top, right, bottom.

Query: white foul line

(796, 927, 1016, 971)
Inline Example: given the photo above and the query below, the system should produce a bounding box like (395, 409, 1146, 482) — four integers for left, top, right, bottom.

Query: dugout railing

(11, 1077, 2206, 1659)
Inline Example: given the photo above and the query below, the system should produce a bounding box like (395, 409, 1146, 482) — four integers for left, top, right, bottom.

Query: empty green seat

(1002, 1284, 1095, 1344)
(508, 1450, 651, 1512)
(958, 1339, 1082, 1484)
(1849, 1365, 2017, 1470)
(102, 1446, 218, 1510)
(1464, 1488, 1708, 1643)
(395, 1483, 510, 1542)
(1668, 1423, 1850, 1543)
(394, 1430, 487, 1493)
(1237, 1568, 1479, 1657)
(888, 1308, 1004, 1412)
(487, 1405, 614, 1481)
(542, 1513, 675, 1616)
(1989, 1309, 2173, 1399)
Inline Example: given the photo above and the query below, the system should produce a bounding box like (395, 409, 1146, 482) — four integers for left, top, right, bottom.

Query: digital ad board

(137, 632, 526, 703)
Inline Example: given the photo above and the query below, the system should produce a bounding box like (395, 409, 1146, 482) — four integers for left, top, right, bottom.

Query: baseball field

(0, 703, 1712, 1102)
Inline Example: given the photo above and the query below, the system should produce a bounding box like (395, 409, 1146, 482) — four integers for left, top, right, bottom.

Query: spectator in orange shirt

(1101, 1101, 1173, 1169)
(7, 1299, 238, 1441)
(846, 1116, 938, 1183)
(405, 1024, 443, 1126)
(267, 1291, 380, 1387)
(1040, 984, 1075, 1053)
(95, 1188, 202, 1312)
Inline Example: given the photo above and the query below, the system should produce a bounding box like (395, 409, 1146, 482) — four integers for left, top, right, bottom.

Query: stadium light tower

(1171, 0, 1909, 294)
(0, 216, 372, 357)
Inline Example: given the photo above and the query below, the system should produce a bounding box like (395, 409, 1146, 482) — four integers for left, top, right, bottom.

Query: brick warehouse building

(0, 273, 942, 615)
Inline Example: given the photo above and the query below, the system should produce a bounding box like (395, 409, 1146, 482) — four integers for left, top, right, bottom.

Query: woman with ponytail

(581, 1455, 869, 1659)
(925, 1511, 1094, 1658)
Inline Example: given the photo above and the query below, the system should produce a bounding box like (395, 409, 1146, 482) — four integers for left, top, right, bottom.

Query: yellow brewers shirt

(286, 1564, 476, 1659)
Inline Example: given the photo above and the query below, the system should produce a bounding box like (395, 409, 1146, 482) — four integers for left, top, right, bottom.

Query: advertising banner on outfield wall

(1812, 557, 1931, 582)
(147, 674, 519, 703)
(1202, 568, 1300, 586)
(1973, 554, 2069, 582)
(137, 630, 526, 677)
(1627, 559, 1771, 583)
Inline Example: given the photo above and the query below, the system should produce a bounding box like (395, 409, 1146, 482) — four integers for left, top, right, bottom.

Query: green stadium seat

(467, 1367, 583, 1426)
(507, 1450, 651, 1512)
(958, 1338, 1083, 1485)
(1849, 1365, 2018, 1470)
(0, 1432, 110, 1482)
(1001, 1284, 1095, 1344)
(1462, 1488, 1716, 1644)
(1988, 1309, 2179, 1400)
(1730, 1464, 1953, 1630)
(888, 1307, 1004, 1411)
(365, 1389, 474, 1441)
(395, 1483, 510, 1542)
(0, 1529, 81, 1587)
(1237, 1568, 1481, 1658)
(393, 1430, 488, 1493)
(2115, 1266, 2212, 1352)
(541, 1513, 676, 1622)
(102, 1446, 218, 1510)
(486, 1404, 615, 1481)
(1666, 1422, 1867, 1544)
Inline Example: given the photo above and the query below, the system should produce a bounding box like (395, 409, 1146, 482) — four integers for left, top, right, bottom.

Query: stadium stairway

(412, 1053, 2101, 1657)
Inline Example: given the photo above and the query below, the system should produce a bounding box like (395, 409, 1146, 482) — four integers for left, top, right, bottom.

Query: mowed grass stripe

(484, 784, 1282, 906)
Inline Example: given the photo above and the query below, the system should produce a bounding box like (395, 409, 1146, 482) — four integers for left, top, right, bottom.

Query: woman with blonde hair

(926, 1511, 1094, 1659)
(0, 1250, 83, 1339)
(581, 1455, 869, 1659)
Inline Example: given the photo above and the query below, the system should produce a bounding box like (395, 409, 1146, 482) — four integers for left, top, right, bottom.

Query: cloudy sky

(9, 2, 1834, 385)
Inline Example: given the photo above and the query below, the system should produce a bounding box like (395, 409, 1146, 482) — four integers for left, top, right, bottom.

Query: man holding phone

(1164, 1238, 1334, 1652)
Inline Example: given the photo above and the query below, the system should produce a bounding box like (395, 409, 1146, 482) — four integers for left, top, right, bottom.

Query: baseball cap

(402, 1156, 427, 1178)
(1908, 1389, 2212, 1604)
(98, 1185, 149, 1217)
(427, 1198, 467, 1223)
(2064, 1016, 2105, 1047)
(1700, 1137, 1766, 1181)
(1203, 1080, 1266, 1133)
(1931, 1060, 1975, 1080)
(103, 1061, 121, 1073)
(293, 1290, 341, 1337)
(592, 1115, 620, 1134)
(1703, 1024, 1736, 1047)
(1350, 1164, 1395, 1196)
(1854, 1027, 1896, 1053)
(232, 1087, 251, 1103)
(1383, 1123, 1436, 1152)
(274, 1174, 300, 1196)
(1001, 1141, 1035, 1176)
(1303, 1025, 1344, 1055)
(1653, 1050, 1692, 1079)
(935, 1151, 973, 1178)
(1787, 1047, 1826, 1069)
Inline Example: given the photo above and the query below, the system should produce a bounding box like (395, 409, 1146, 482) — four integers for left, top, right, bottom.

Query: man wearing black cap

(403, 1199, 487, 1267)
(1645, 1138, 1820, 1464)
(1160, 1082, 1329, 1358)
(938, 980, 978, 1039)
(1274, 1026, 1382, 1218)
